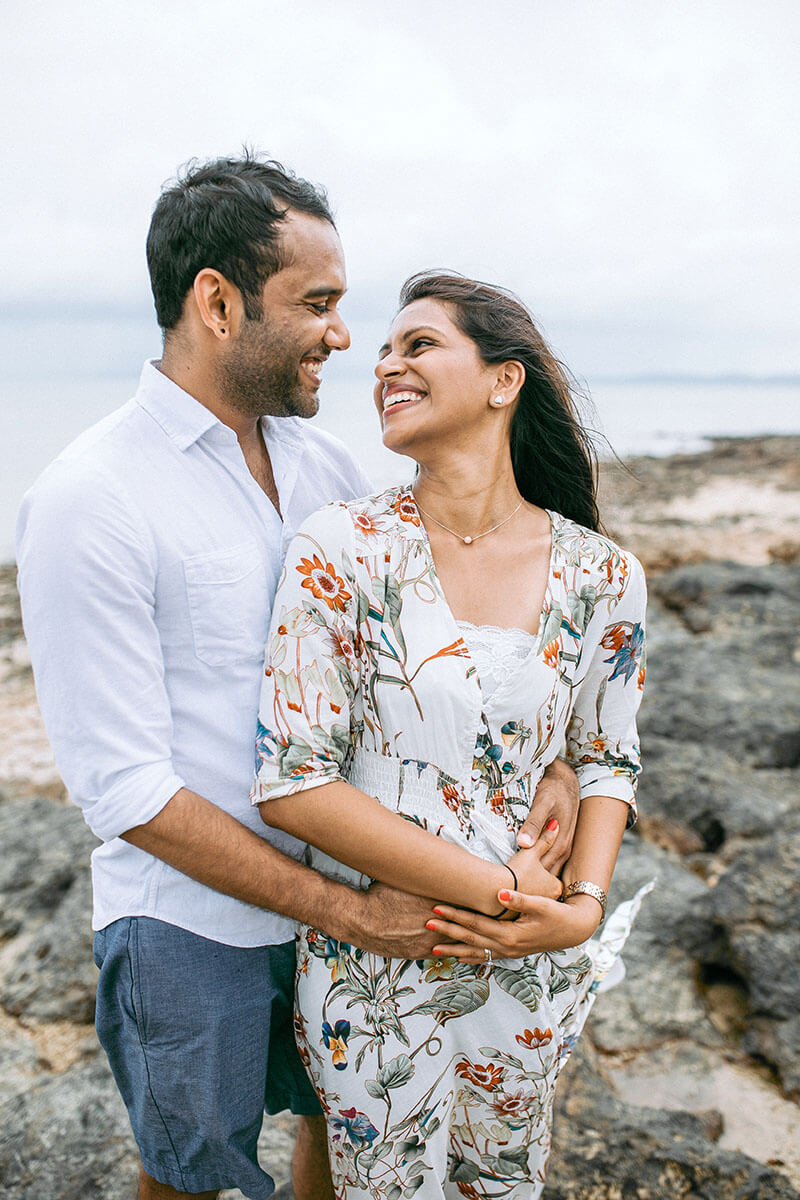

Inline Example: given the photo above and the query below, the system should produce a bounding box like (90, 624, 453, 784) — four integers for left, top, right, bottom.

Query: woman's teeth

(384, 390, 420, 411)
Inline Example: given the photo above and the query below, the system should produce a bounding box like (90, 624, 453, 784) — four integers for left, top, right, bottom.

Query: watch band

(562, 880, 607, 919)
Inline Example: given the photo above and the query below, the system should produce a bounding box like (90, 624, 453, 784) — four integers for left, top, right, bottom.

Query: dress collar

(382, 484, 430, 543)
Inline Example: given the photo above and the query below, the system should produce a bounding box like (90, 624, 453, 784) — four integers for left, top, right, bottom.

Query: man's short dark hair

(146, 151, 335, 330)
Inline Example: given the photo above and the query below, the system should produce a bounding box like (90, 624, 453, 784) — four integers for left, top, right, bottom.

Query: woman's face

(373, 298, 502, 458)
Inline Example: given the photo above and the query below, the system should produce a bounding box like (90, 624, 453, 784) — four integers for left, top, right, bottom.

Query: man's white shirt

(16, 360, 373, 946)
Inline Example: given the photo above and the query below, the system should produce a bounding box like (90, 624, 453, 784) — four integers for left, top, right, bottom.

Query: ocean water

(4, 372, 799, 561)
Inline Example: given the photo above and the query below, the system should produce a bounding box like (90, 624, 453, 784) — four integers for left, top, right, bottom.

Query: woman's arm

(511, 792, 628, 943)
(428, 549, 648, 957)
(260, 780, 516, 917)
(516, 756, 580, 870)
(426, 793, 628, 955)
(253, 503, 563, 919)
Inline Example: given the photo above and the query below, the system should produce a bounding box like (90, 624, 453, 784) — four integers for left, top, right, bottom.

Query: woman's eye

(410, 338, 433, 352)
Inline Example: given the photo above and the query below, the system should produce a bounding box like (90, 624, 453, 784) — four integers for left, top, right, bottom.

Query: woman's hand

(503, 838, 564, 905)
(425, 891, 602, 964)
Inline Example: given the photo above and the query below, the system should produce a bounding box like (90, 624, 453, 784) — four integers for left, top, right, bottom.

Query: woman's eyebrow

(379, 325, 442, 356)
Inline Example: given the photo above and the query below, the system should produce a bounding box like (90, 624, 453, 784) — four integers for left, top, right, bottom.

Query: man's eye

(311, 302, 330, 314)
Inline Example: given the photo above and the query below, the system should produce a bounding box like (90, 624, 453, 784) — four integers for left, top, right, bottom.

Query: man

(17, 154, 577, 1200)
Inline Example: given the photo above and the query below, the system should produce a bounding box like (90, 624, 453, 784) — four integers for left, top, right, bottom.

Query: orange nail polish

(498, 889, 511, 903)
(432, 907, 444, 916)
(432, 948, 442, 955)
(546, 818, 559, 831)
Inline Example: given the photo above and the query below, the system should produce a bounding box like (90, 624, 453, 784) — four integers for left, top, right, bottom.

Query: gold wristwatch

(561, 880, 607, 920)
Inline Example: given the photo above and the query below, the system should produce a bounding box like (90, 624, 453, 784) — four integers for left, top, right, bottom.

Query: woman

(252, 272, 648, 1198)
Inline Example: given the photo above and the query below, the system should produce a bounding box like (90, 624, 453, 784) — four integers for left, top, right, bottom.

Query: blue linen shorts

(93, 916, 320, 1198)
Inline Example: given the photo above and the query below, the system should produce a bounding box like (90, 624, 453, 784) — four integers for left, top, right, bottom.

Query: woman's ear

(490, 361, 526, 406)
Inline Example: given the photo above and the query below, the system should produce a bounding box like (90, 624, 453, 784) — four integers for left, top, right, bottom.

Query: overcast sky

(2, 0, 799, 378)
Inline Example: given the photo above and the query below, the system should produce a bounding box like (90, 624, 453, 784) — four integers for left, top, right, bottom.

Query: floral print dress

(252, 486, 647, 1199)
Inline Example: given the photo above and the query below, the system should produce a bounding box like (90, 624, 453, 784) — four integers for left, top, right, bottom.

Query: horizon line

(7, 368, 800, 387)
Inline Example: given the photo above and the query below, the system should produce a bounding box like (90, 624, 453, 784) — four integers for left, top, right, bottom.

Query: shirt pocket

(183, 541, 267, 666)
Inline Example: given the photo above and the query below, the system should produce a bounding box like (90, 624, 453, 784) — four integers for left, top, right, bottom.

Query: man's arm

(16, 466, 436, 958)
(122, 786, 439, 957)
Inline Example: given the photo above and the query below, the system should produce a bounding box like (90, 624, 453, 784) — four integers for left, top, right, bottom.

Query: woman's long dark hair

(398, 271, 600, 531)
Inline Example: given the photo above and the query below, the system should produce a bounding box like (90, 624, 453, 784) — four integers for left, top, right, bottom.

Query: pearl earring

(490, 394, 506, 407)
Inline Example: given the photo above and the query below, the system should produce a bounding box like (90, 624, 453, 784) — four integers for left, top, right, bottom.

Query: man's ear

(192, 268, 240, 339)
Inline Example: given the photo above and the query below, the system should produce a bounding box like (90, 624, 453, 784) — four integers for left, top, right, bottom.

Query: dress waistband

(346, 747, 524, 862)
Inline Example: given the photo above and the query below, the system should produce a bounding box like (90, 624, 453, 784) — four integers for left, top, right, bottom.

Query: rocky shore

(1, 435, 798, 1199)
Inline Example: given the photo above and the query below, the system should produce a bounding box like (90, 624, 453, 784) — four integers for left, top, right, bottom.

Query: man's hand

(331, 883, 440, 960)
(516, 757, 579, 871)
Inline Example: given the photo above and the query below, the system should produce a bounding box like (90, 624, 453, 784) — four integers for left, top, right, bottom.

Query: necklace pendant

(463, 535, 473, 545)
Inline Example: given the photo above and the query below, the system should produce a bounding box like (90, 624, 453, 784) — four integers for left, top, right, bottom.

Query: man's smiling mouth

(301, 358, 325, 382)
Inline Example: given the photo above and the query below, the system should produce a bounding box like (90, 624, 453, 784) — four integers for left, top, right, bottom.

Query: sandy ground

(599, 434, 800, 571)
(607, 1045, 800, 1182)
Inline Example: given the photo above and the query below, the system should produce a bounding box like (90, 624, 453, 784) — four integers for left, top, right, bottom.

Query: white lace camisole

(456, 620, 536, 702)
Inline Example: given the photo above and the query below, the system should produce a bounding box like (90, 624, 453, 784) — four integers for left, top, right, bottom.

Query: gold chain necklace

(413, 494, 523, 545)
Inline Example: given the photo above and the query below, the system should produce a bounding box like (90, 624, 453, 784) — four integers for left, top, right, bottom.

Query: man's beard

(216, 319, 319, 420)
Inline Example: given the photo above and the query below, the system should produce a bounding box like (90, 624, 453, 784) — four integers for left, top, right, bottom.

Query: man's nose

(325, 310, 351, 351)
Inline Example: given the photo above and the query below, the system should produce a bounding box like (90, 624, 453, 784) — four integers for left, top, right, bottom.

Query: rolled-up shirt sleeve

(16, 462, 185, 841)
(564, 551, 647, 825)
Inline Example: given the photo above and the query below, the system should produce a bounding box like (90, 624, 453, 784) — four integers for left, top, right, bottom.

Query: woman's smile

(374, 298, 501, 451)
(381, 385, 427, 415)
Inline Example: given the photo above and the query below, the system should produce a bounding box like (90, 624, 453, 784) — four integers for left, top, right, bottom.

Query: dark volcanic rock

(642, 563, 800, 768)
(0, 1052, 140, 1200)
(699, 810, 800, 1097)
(0, 796, 99, 1022)
(637, 739, 795, 850)
(651, 561, 799, 632)
(640, 630, 800, 769)
(0, 796, 98, 938)
(589, 838, 719, 1053)
(616, 560, 800, 1097)
(0, 865, 97, 1022)
(545, 1043, 800, 1200)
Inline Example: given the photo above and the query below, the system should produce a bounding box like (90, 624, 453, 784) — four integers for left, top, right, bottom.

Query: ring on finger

(483, 947, 493, 963)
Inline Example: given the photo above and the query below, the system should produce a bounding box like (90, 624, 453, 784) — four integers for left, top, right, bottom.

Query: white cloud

(1, 0, 798, 372)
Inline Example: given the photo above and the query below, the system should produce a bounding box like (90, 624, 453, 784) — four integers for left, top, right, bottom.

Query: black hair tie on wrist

(497, 864, 521, 921)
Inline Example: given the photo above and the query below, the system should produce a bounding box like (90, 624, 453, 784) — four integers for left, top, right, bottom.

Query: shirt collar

(134, 360, 309, 512)
(135, 360, 222, 451)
